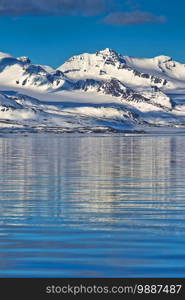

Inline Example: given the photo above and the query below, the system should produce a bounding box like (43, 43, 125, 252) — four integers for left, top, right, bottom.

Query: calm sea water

(0, 133, 185, 277)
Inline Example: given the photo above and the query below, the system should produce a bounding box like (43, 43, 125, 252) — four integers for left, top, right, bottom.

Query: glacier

(1, 48, 185, 133)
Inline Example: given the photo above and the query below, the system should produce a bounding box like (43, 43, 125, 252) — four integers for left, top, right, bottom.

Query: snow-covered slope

(1, 48, 185, 133)
(0, 89, 184, 133)
(124, 55, 185, 83)
(0, 52, 74, 92)
(59, 48, 169, 89)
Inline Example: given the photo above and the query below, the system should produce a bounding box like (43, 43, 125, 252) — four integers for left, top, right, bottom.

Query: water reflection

(0, 134, 185, 277)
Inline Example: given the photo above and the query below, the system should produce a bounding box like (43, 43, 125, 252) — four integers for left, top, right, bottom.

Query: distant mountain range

(1, 48, 185, 133)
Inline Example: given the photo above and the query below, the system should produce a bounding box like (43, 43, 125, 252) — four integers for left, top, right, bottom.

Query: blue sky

(0, 0, 184, 68)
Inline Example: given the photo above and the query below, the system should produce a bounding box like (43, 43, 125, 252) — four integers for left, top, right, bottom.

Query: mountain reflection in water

(0, 134, 185, 277)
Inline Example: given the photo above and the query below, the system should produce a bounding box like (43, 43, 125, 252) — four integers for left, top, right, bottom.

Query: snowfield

(1, 48, 185, 133)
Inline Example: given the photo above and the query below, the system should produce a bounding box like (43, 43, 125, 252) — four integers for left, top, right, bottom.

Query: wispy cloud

(103, 11, 167, 25)
(0, 0, 109, 16)
(0, 0, 167, 26)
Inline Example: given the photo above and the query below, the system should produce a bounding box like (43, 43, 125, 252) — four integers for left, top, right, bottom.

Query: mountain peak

(17, 56, 31, 64)
(96, 48, 119, 57)
(95, 48, 126, 64)
(97, 48, 116, 54)
(154, 55, 172, 63)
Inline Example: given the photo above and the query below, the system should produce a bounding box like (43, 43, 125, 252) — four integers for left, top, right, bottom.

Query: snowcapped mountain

(59, 48, 169, 89)
(1, 48, 185, 133)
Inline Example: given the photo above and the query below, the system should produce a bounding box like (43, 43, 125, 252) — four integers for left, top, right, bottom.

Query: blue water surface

(0, 133, 185, 277)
